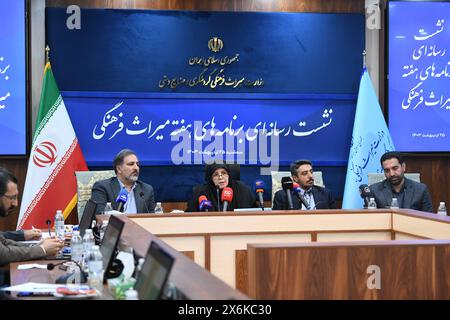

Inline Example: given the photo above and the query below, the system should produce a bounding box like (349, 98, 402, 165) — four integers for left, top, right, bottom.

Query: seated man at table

(90, 149, 156, 214)
(273, 160, 336, 210)
(370, 151, 433, 212)
(0, 168, 64, 267)
(0, 229, 42, 242)
(186, 163, 257, 212)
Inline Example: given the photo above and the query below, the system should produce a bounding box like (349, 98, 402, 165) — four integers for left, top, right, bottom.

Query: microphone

(46, 219, 52, 237)
(281, 177, 294, 210)
(47, 260, 88, 284)
(198, 195, 213, 212)
(253, 180, 265, 211)
(292, 182, 310, 210)
(139, 192, 151, 213)
(216, 186, 221, 211)
(221, 187, 233, 212)
(359, 184, 373, 208)
(115, 188, 128, 212)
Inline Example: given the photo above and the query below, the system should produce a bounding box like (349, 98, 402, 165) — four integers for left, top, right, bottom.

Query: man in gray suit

(370, 151, 433, 212)
(0, 168, 64, 267)
(90, 149, 156, 214)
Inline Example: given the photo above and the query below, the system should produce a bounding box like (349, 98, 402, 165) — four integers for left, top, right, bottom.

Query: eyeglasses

(212, 172, 229, 179)
(1, 194, 18, 201)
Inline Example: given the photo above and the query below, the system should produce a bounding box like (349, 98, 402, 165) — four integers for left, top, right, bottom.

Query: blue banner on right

(342, 70, 395, 209)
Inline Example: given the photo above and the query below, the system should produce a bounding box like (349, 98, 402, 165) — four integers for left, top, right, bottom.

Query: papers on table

(1, 282, 91, 293)
(17, 263, 48, 270)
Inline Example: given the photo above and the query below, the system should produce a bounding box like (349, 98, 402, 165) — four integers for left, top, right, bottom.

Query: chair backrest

(271, 171, 324, 202)
(75, 170, 116, 222)
(367, 172, 421, 186)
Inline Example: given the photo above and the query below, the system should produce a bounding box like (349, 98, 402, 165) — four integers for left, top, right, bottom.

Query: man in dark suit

(273, 160, 336, 210)
(0, 168, 64, 267)
(370, 151, 433, 212)
(90, 149, 156, 214)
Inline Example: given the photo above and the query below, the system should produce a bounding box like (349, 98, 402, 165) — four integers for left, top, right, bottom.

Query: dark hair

(380, 151, 404, 166)
(0, 167, 18, 195)
(290, 160, 313, 176)
(113, 149, 137, 174)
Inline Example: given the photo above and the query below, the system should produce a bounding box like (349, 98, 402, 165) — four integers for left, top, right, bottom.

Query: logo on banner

(32, 141, 58, 168)
(208, 37, 223, 53)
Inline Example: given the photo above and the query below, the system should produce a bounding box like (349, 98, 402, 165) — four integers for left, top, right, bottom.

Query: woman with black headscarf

(185, 163, 257, 212)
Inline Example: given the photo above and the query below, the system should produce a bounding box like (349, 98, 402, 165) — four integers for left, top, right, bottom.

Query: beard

(0, 204, 8, 217)
(389, 175, 403, 186)
(127, 173, 139, 182)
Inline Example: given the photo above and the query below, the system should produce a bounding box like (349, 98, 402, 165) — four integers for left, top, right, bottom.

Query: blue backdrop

(46, 8, 365, 202)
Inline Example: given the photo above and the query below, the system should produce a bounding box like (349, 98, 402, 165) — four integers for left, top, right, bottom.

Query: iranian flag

(17, 62, 88, 229)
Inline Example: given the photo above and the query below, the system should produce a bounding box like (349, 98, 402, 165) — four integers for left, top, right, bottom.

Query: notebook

(134, 241, 175, 300)
(78, 199, 98, 238)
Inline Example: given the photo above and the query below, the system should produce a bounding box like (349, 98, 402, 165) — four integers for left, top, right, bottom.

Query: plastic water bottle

(368, 198, 377, 209)
(82, 229, 95, 268)
(125, 289, 139, 300)
(99, 220, 109, 242)
(103, 202, 113, 215)
(134, 257, 145, 280)
(154, 202, 164, 214)
(390, 198, 399, 209)
(70, 230, 83, 264)
(87, 245, 104, 294)
(54, 210, 65, 240)
(437, 202, 447, 216)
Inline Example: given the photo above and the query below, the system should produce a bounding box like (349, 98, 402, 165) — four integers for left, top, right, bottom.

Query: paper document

(1, 282, 91, 293)
(17, 263, 48, 270)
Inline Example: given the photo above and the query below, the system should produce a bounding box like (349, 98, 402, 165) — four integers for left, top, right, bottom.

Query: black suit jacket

(370, 177, 433, 212)
(90, 177, 156, 214)
(272, 185, 337, 210)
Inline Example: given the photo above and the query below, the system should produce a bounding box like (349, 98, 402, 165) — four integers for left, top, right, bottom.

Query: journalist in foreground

(370, 151, 433, 212)
(90, 149, 156, 214)
(0, 168, 64, 267)
(272, 160, 336, 210)
(186, 163, 257, 212)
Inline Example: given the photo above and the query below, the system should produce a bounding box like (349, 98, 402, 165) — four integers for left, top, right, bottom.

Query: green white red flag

(17, 62, 87, 229)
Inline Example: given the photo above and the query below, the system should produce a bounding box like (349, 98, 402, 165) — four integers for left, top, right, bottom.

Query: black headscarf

(186, 163, 256, 212)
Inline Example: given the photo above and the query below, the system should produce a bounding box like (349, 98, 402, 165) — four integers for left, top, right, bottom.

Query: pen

(46, 219, 52, 237)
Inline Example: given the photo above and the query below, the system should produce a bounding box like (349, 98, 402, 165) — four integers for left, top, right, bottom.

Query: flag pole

(362, 49, 366, 69)
(45, 45, 50, 64)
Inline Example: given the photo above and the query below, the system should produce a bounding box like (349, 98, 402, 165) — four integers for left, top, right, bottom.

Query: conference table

(9, 214, 248, 300)
(10, 208, 450, 299)
(110, 208, 450, 300)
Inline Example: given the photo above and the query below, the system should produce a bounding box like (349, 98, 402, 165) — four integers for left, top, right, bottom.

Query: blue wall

(46, 8, 364, 203)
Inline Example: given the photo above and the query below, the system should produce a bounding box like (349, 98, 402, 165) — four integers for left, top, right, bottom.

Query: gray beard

(127, 175, 138, 182)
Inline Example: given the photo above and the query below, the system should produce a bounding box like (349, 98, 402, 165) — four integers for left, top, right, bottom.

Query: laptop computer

(78, 199, 98, 238)
(134, 241, 175, 300)
(99, 215, 125, 279)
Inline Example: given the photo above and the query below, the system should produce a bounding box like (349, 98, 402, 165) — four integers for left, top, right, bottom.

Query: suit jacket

(0, 235, 46, 266)
(90, 177, 156, 215)
(370, 177, 433, 212)
(272, 185, 337, 210)
(0, 230, 25, 241)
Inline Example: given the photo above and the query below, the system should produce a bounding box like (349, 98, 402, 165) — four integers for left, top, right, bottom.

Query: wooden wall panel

(235, 249, 247, 295)
(248, 243, 450, 299)
(46, 0, 364, 12)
